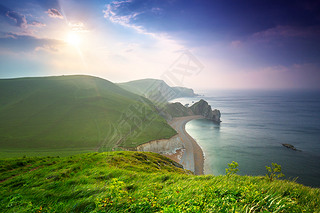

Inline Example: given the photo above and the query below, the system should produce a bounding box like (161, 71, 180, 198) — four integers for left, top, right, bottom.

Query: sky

(0, 0, 320, 90)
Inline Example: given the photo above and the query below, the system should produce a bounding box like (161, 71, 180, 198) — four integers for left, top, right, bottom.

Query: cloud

(5, 11, 27, 28)
(102, 0, 182, 43)
(68, 21, 88, 32)
(0, 5, 45, 30)
(103, 2, 141, 26)
(0, 32, 64, 53)
(111, 0, 132, 7)
(46, 8, 63, 19)
(252, 25, 320, 39)
(29, 21, 46, 28)
(34, 44, 60, 52)
(101, 0, 187, 81)
(102, 1, 167, 38)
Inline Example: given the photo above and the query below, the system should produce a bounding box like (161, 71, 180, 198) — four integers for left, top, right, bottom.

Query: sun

(66, 32, 81, 47)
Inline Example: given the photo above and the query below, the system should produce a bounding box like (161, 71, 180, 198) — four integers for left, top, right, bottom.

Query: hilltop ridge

(118, 78, 198, 104)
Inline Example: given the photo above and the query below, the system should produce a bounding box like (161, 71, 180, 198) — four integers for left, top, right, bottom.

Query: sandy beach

(167, 115, 204, 175)
(136, 115, 205, 174)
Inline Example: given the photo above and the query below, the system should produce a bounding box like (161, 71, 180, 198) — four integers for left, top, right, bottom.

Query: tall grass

(1, 152, 319, 212)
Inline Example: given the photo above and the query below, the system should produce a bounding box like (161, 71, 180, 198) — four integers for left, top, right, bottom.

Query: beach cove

(137, 115, 205, 175)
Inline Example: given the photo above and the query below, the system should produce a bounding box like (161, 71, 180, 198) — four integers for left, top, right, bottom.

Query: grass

(118, 78, 176, 105)
(118, 79, 196, 104)
(0, 75, 176, 157)
(0, 148, 95, 158)
(164, 102, 193, 117)
(0, 151, 319, 212)
(118, 79, 171, 97)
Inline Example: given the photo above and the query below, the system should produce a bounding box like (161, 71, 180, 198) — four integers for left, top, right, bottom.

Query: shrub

(265, 163, 284, 181)
(225, 161, 239, 176)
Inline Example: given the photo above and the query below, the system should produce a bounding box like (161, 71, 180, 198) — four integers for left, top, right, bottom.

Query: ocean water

(171, 90, 320, 188)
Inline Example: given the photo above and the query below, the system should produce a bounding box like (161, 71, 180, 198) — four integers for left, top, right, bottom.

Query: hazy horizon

(1, 0, 320, 90)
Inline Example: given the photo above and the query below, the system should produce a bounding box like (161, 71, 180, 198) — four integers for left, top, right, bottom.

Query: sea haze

(171, 90, 320, 187)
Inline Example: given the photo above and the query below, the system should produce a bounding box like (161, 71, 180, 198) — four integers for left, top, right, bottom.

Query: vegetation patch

(0, 151, 319, 212)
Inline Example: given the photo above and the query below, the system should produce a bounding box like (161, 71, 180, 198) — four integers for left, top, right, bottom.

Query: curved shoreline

(169, 115, 204, 175)
(137, 115, 204, 175)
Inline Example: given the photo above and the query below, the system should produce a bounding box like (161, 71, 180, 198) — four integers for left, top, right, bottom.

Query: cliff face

(189, 99, 221, 123)
(164, 99, 221, 123)
(136, 135, 184, 155)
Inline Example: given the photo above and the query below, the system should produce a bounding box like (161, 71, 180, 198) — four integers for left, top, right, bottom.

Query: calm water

(171, 90, 320, 187)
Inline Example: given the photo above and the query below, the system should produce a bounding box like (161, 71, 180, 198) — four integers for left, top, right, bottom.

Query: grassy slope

(0, 151, 319, 212)
(0, 75, 176, 157)
(118, 79, 197, 107)
(171, 87, 196, 97)
(165, 102, 193, 118)
(118, 79, 196, 98)
(118, 79, 170, 97)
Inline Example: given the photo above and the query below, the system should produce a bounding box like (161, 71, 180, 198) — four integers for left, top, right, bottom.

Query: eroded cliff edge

(162, 99, 221, 123)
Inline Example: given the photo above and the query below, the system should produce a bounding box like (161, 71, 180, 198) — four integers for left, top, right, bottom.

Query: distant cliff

(172, 87, 197, 97)
(118, 79, 198, 104)
(164, 99, 221, 123)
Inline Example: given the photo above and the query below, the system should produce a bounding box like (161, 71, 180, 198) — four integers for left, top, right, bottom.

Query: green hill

(0, 75, 176, 157)
(0, 151, 319, 212)
(118, 79, 166, 96)
(172, 86, 197, 97)
(118, 79, 197, 104)
(165, 102, 193, 118)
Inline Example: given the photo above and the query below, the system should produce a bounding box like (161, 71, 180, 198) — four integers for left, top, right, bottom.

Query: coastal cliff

(164, 99, 221, 123)
(136, 135, 184, 156)
(118, 79, 198, 103)
(189, 99, 221, 123)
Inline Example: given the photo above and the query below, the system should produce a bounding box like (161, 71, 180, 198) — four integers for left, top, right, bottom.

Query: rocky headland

(189, 99, 221, 123)
(163, 99, 221, 123)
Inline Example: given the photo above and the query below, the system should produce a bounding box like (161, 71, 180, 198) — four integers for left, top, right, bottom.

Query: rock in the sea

(212, 109, 221, 123)
(282, 143, 300, 151)
(189, 99, 221, 123)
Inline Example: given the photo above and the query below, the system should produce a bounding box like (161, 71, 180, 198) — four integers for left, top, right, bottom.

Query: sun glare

(66, 32, 81, 46)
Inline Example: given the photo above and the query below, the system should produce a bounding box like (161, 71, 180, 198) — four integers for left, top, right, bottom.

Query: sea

(171, 90, 320, 188)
